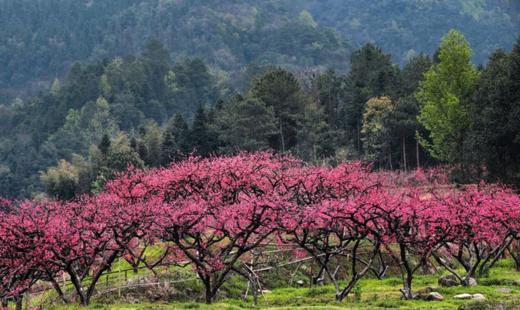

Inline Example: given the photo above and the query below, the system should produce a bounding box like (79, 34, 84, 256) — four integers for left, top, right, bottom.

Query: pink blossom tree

(279, 163, 387, 301)
(432, 184, 517, 284)
(0, 200, 49, 310)
(144, 153, 296, 304)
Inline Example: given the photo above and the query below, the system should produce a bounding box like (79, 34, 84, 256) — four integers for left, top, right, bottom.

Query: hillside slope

(0, 0, 518, 100)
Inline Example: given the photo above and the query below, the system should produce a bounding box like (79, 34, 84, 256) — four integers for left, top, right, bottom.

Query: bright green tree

(416, 29, 479, 163)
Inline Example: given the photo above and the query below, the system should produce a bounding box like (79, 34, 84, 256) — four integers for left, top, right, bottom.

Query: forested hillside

(0, 0, 350, 99)
(0, 1, 519, 199)
(0, 0, 518, 100)
(302, 0, 519, 64)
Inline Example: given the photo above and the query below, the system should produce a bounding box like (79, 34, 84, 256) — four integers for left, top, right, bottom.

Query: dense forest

(1, 29, 519, 199)
(0, 0, 518, 100)
(0, 1, 519, 199)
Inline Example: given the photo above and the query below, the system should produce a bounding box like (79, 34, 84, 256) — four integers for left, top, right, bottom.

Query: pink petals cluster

(0, 153, 519, 305)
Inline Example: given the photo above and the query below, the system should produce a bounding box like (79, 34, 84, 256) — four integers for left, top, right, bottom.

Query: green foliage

(40, 159, 81, 200)
(341, 43, 400, 152)
(1, 28, 518, 197)
(416, 29, 479, 163)
(136, 121, 163, 167)
(296, 102, 335, 161)
(299, 0, 519, 65)
(361, 97, 394, 167)
(214, 96, 277, 153)
(250, 69, 307, 152)
(187, 107, 219, 157)
(0, 0, 352, 100)
(466, 37, 520, 186)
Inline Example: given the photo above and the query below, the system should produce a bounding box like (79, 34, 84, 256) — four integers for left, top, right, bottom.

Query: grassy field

(29, 259, 520, 310)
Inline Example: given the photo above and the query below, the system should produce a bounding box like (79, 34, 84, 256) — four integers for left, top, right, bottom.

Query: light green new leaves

(416, 29, 479, 162)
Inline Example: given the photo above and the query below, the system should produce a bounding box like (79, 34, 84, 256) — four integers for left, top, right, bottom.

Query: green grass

(22, 259, 520, 309)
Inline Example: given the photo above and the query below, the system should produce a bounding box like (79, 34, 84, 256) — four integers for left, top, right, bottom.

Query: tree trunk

(401, 274, 414, 300)
(416, 139, 420, 169)
(357, 121, 361, 153)
(279, 118, 285, 153)
(399, 244, 415, 300)
(205, 286, 214, 304)
(68, 270, 88, 305)
(84, 251, 120, 305)
(336, 278, 358, 301)
(251, 277, 258, 306)
(15, 295, 22, 310)
(336, 240, 380, 302)
(402, 136, 407, 171)
(512, 241, 520, 271)
(50, 276, 70, 304)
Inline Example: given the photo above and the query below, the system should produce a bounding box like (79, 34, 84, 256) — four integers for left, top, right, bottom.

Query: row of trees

(1, 153, 519, 307)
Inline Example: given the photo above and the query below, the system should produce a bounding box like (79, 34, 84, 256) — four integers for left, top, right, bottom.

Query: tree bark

(279, 118, 285, 153)
(15, 295, 22, 310)
(49, 276, 69, 304)
(85, 251, 119, 305)
(511, 241, 520, 271)
(204, 282, 214, 304)
(401, 274, 414, 300)
(402, 136, 407, 171)
(399, 244, 415, 300)
(416, 139, 420, 169)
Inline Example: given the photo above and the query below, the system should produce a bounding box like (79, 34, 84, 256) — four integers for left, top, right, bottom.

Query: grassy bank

(30, 260, 520, 310)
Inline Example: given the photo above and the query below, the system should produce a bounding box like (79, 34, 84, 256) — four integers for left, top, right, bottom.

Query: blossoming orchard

(1, 153, 520, 307)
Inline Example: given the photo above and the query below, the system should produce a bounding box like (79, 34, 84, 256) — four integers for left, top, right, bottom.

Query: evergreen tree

(466, 37, 520, 185)
(134, 121, 163, 167)
(250, 69, 306, 152)
(342, 43, 399, 153)
(315, 70, 345, 129)
(214, 97, 277, 153)
(98, 134, 111, 157)
(161, 130, 178, 166)
(387, 96, 422, 170)
(187, 107, 217, 157)
(296, 102, 335, 161)
(400, 54, 433, 96)
(163, 113, 190, 158)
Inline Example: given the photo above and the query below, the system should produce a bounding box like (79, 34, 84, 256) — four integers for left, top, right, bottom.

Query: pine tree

(466, 37, 520, 185)
(250, 69, 306, 152)
(98, 134, 111, 157)
(342, 44, 399, 153)
(188, 107, 217, 157)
